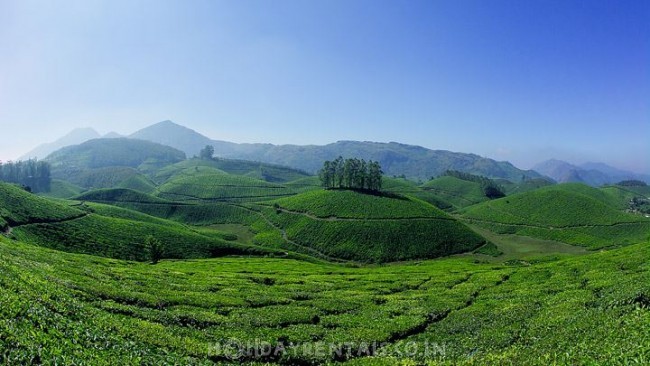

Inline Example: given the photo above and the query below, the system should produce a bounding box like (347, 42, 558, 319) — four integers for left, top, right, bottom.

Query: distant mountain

(129, 120, 219, 157)
(129, 121, 542, 182)
(20, 127, 101, 160)
(533, 159, 650, 186)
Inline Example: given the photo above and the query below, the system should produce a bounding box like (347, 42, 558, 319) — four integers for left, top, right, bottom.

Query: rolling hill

(421, 176, 490, 209)
(461, 184, 650, 248)
(155, 167, 300, 203)
(0, 182, 281, 261)
(258, 189, 486, 262)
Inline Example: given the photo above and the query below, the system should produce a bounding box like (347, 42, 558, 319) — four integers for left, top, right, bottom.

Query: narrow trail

(230, 204, 352, 263)
(461, 217, 648, 230)
(269, 206, 457, 223)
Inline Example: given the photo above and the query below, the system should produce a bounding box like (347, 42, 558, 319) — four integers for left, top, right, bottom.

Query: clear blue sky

(1, 0, 648, 172)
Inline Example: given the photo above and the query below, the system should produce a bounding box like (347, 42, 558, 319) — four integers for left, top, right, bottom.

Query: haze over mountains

(19, 120, 649, 185)
(533, 159, 650, 187)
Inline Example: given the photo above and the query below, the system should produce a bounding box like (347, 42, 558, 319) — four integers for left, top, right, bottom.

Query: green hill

(0, 182, 281, 261)
(461, 184, 650, 248)
(40, 179, 85, 199)
(46, 138, 186, 179)
(155, 168, 298, 202)
(421, 176, 489, 209)
(260, 189, 486, 262)
(500, 178, 555, 195)
(59, 166, 157, 191)
(153, 158, 311, 185)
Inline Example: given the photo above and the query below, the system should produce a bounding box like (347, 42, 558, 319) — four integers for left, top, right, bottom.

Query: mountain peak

(129, 121, 213, 157)
(20, 127, 101, 160)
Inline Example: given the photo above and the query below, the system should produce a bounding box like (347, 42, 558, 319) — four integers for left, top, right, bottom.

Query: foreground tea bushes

(0, 236, 648, 364)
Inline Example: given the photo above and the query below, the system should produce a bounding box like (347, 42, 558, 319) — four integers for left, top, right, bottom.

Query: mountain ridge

(126, 120, 543, 182)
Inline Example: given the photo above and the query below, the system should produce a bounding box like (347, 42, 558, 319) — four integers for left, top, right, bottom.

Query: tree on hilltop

(318, 157, 382, 192)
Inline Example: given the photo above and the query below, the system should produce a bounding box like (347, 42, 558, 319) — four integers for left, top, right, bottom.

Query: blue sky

(1, 0, 648, 172)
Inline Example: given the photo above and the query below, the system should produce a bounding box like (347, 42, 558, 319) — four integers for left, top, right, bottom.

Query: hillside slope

(45, 138, 186, 179)
(0, 235, 647, 364)
(0, 182, 280, 260)
(461, 184, 650, 248)
(261, 189, 486, 262)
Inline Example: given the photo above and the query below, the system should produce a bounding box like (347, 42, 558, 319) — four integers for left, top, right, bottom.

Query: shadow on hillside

(326, 188, 408, 200)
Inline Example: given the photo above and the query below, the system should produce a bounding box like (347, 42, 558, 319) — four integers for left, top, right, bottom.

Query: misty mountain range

(19, 120, 649, 185)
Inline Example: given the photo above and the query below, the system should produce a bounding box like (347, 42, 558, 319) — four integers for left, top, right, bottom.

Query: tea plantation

(0, 235, 648, 365)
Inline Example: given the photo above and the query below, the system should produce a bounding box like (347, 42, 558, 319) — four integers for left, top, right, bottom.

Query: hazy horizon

(1, 0, 648, 173)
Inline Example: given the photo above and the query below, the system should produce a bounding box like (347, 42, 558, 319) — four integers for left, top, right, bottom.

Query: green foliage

(617, 179, 647, 187)
(319, 157, 383, 191)
(0, 159, 51, 192)
(145, 235, 164, 264)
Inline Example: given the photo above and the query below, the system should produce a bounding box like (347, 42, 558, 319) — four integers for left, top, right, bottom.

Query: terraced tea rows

(0, 236, 647, 365)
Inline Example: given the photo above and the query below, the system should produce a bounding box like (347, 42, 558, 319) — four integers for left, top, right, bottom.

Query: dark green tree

(145, 235, 164, 264)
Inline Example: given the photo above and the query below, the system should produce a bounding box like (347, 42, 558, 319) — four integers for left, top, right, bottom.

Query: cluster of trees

(617, 180, 647, 187)
(318, 157, 383, 192)
(199, 145, 215, 160)
(442, 170, 505, 199)
(0, 159, 51, 192)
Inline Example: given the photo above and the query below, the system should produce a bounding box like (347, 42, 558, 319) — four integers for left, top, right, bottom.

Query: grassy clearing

(467, 224, 589, 261)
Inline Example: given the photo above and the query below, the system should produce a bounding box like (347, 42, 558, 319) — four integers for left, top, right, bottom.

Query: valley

(1, 134, 649, 364)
